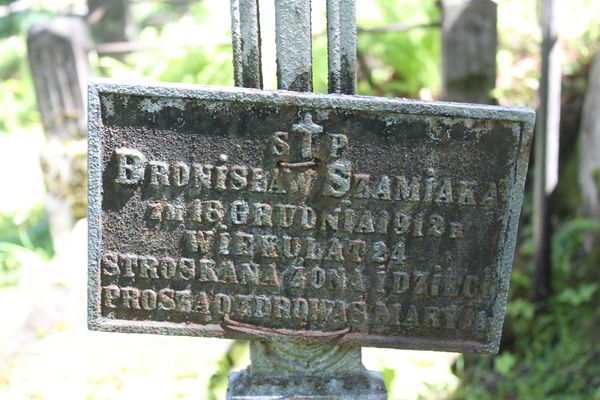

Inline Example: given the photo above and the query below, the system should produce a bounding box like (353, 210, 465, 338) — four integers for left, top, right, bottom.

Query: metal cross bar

(231, 0, 263, 88)
(326, 0, 357, 94)
(274, 0, 313, 91)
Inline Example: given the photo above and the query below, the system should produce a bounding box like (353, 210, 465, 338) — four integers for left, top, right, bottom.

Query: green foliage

(493, 352, 516, 376)
(97, 1, 234, 86)
(0, 10, 52, 38)
(452, 289, 600, 399)
(454, 193, 600, 398)
(0, 205, 53, 288)
(552, 218, 600, 279)
(556, 283, 598, 306)
(356, 0, 440, 98)
(312, 33, 329, 94)
(0, 35, 40, 133)
(206, 341, 249, 400)
(381, 366, 397, 393)
(95, 0, 441, 98)
(0, 6, 53, 288)
(455, 206, 600, 398)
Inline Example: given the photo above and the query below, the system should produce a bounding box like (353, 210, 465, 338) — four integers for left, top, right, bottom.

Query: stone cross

(88, 1, 535, 398)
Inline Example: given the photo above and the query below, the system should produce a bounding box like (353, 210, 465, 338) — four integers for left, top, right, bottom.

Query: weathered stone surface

(88, 80, 534, 354)
(225, 341, 385, 399)
(88, 0, 136, 45)
(227, 367, 386, 399)
(27, 16, 90, 251)
(442, 0, 497, 104)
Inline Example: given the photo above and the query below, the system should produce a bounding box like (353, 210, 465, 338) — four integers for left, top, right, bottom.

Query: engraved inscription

(89, 84, 534, 352)
(114, 146, 504, 208)
(102, 116, 501, 336)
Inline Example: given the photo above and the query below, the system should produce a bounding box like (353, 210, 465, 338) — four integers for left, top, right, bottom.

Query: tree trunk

(579, 51, 600, 248)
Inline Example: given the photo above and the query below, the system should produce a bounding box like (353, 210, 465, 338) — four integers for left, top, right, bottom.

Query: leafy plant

(552, 217, 600, 280)
(356, 0, 441, 98)
(0, 35, 40, 133)
(0, 206, 53, 288)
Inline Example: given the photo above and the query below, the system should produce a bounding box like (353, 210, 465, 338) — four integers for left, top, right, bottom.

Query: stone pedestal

(226, 341, 387, 399)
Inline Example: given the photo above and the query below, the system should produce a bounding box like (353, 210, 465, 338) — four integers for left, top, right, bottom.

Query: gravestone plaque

(88, 80, 534, 353)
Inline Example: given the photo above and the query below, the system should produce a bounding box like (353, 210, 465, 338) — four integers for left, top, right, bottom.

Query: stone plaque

(88, 80, 534, 353)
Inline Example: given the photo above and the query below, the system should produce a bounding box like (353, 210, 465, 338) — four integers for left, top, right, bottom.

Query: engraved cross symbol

(291, 112, 323, 159)
(275, 112, 323, 169)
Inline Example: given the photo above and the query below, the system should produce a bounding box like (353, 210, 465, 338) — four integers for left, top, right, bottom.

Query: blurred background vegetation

(1, 0, 600, 399)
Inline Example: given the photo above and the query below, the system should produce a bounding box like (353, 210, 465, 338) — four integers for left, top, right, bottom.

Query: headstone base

(226, 368, 387, 399)
(226, 341, 387, 399)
